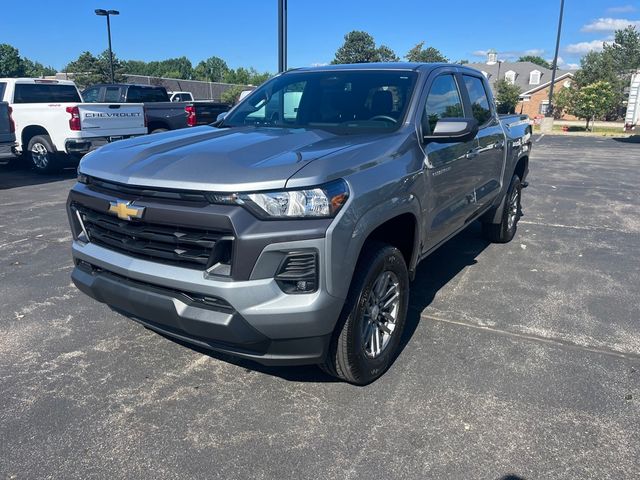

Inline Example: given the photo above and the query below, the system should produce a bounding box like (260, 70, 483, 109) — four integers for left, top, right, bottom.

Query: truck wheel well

(515, 155, 528, 181)
(365, 213, 416, 269)
(148, 121, 170, 132)
(21, 126, 50, 150)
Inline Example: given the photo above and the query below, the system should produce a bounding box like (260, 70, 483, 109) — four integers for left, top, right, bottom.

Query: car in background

(0, 78, 146, 172)
(0, 101, 17, 165)
(82, 84, 230, 133)
(168, 91, 194, 102)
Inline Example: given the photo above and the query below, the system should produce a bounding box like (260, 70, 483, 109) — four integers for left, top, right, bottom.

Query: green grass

(533, 124, 629, 136)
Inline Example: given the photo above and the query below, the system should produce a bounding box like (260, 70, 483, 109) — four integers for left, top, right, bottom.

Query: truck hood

(79, 126, 367, 192)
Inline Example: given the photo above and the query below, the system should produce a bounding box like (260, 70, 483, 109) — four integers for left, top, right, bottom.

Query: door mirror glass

(216, 112, 228, 122)
(424, 118, 478, 142)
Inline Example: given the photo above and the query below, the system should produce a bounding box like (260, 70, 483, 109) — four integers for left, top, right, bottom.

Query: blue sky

(1, 0, 639, 72)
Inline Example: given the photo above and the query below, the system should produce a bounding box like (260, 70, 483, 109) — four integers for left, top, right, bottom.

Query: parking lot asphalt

(1, 135, 639, 479)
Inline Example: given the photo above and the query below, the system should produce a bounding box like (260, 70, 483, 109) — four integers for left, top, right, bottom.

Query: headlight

(237, 179, 349, 219)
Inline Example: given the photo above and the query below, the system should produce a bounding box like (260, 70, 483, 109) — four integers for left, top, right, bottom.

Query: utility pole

(277, 0, 287, 73)
(95, 9, 120, 83)
(547, 0, 565, 117)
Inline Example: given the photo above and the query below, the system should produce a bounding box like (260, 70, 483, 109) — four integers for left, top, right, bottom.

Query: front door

(420, 73, 478, 251)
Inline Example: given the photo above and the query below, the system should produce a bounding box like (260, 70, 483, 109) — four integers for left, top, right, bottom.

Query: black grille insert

(74, 205, 233, 271)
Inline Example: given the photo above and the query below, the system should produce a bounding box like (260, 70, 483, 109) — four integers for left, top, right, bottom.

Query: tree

(405, 42, 448, 63)
(65, 50, 125, 88)
(221, 85, 246, 104)
(566, 81, 618, 130)
(495, 79, 521, 114)
(22, 59, 56, 77)
(517, 55, 552, 69)
(377, 45, 399, 62)
(573, 26, 640, 119)
(194, 56, 229, 82)
(0, 44, 24, 77)
(332, 31, 381, 64)
(604, 26, 640, 77)
(223, 67, 271, 86)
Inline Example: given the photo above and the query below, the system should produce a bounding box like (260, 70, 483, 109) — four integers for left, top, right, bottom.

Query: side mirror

(216, 112, 228, 122)
(424, 118, 478, 143)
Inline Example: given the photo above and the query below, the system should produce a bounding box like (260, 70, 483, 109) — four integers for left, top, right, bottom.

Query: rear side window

(104, 86, 122, 102)
(126, 86, 169, 103)
(423, 74, 464, 133)
(82, 87, 99, 102)
(463, 75, 492, 125)
(13, 83, 81, 103)
(0, 82, 6, 100)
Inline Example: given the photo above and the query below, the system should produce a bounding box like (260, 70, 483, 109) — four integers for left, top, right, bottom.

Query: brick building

(467, 50, 575, 119)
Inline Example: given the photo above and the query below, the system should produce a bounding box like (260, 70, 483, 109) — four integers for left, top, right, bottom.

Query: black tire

(321, 241, 409, 385)
(26, 135, 59, 173)
(482, 174, 522, 243)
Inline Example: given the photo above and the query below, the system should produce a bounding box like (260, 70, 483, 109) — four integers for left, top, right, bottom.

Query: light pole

(547, 0, 565, 117)
(277, 0, 287, 73)
(95, 9, 120, 83)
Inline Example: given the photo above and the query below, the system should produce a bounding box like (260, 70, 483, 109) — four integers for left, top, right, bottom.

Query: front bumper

(70, 236, 343, 366)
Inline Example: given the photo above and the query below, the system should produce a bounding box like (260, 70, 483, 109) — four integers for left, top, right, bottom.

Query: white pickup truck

(0, 78, 147, 172)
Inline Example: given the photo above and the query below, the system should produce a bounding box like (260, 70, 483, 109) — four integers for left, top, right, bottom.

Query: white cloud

(581, 17, 640, 32)
(565, 39, 607, 54)
(567, 63, 580, 70)
(607, 5, 637, 13)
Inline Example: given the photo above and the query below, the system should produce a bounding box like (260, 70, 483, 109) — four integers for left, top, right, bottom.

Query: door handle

(465, 150, 479, 159)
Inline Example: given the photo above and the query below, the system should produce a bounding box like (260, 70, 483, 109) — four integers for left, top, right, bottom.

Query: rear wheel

(321, 241, 409, 385)
(482, 174, 522, 243)
(27, 135, 60, 173)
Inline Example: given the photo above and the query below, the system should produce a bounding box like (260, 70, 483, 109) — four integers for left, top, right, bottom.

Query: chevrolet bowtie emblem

(108, 200, 145, 221)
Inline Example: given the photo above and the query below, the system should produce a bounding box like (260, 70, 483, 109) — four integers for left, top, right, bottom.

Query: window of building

(529, 70, 541, 85)
(505, 71, 516, 84)
(539, 101, 549, 115)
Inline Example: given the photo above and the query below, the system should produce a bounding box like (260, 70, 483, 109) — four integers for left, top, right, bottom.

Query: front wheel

(321, 241, 409, 385)
(482, 174, 522, 243)
(27, 135, 60, 173)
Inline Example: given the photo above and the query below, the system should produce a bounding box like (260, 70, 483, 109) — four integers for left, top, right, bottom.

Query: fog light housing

(275, 251, 318, 294)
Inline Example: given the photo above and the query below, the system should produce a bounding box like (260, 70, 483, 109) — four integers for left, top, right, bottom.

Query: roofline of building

(520, 72, 574, 96)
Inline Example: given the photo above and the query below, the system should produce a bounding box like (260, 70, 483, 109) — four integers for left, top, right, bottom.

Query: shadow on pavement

(162, 222, 491, 383)
(0, 163, 77, 190)
(613, 135, 640, 143)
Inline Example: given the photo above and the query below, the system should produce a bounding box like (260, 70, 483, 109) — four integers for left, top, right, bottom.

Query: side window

(423, 74, 464, 133)
(0, 82, 7, 100)
(104, 87, 121, 102)
(463, 75, 493, 126)
(82, 87, 99, 102)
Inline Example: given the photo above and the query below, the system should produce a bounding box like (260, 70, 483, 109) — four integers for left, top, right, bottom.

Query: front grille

(74, 205, 233, 270)
(86, 176, 209, 204)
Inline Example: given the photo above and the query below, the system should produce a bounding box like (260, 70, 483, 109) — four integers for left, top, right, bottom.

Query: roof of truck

(289, 62, 481, 74)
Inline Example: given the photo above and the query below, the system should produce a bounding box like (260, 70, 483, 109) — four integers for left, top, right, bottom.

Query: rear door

(420, 71, 478, 250)
(461, 74, 505, 209)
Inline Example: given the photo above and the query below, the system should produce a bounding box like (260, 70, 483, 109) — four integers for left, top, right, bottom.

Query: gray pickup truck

(67, 63, 531, 385)
(81, 84, 231, 133)
(0, 101, 17, 165)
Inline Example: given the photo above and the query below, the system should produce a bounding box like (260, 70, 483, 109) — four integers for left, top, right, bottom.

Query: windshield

(222, 70, 418, 134)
